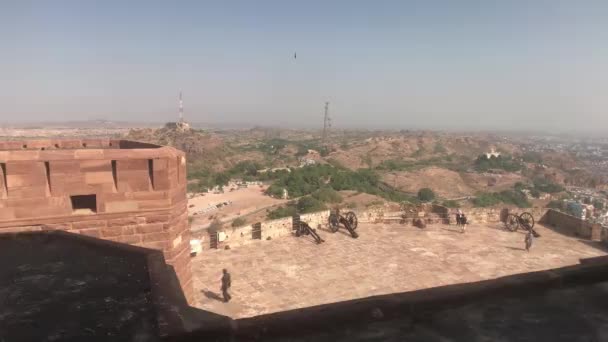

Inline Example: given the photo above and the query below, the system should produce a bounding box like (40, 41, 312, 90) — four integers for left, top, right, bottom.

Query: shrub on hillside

(417, 188, 436, 202)
(530, 189, 541, 198)
(533, 178, 564, 193)
(434, 143, 447, 154)
(311, 188, 343, 203)
(208, 219, 223, 233)
(231, 217, 246, 227)
(297, 196, 327, 214)
(546, 200, 563, 209)
(267, 205, 297, 220)
(522, 151, 543, 163)
(474, 154, 522, 172)
(593, 200, 605, 210)
(442, 200, 459, 208)
(472, 190, 531, 208)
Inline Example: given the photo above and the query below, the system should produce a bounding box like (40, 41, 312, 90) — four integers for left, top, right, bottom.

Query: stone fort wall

(0, 139, 193, 302)
(199, 207, 556, 251)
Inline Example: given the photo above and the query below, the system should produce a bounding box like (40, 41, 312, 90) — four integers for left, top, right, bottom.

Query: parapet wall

(200, 207, 555, 251)
(0, 139, 193, 302)
(540, 209, 604, 241)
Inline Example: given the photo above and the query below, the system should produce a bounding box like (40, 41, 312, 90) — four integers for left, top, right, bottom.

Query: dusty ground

(382, 167, 475, 198)
(461, 171, 526, 192)
(339, 191, 390, 209)
(188, 186, 286, 231)
(191, 223, 606, 318)
(382, 167, 526, 199)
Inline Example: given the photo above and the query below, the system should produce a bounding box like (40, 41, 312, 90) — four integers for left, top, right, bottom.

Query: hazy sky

(1, 1, 608, 132)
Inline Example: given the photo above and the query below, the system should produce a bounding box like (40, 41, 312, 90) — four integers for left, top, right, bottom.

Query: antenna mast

(322, 102, 331, 146)
(178, 91, 184, 123)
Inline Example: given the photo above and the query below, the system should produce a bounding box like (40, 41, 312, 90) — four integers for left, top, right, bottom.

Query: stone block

(48, 160, 81, 174)
(0, 225, 43, 233)
(9, 186, 48, 199)
(116, 234, 142, 244)
(84, 171, 114, 185)
(136, 223, 164, 234)
(122, 225, 136, 235)
(138, 240, 169, 252)
(142, 231, 169, 243)
(105, 200, 139, 213)
(79, 228, 101, 238)
(138, 199, 171, 210)
(101, 226, 123, 237)
(145, 214, 170, 224)
(42, 223, 72, 231)
(108, 217, 138, 227)
(74, 149, 105, 159)
(79, 160, 112, 172)
(6, 174, 47, 188)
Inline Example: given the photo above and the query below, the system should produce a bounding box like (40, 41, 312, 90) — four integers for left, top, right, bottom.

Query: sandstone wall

(261, 216, 293, 240)
(300, 210, 330, 228)
(0, 139, 193, 303)
(539, 209, 602, 241)
(200, 207, 556, 252)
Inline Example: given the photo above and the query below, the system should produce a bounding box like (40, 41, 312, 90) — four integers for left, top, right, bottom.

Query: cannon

(328, 210, 359, 239)
(504, 212, 541, 237)
(295, 221, 325, 244)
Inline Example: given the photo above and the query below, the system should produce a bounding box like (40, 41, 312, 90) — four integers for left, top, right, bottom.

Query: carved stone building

(0, 139, 192, 302)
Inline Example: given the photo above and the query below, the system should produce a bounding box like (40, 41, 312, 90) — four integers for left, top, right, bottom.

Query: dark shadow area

(0, 231, 161, 342)
(202, 290, 224, 302)
(440, 226, 466, 234)
(577, 239, 608, 253)
(539, 209, 601, 241)
(171, 255, 608, 341)
(117, 140, 161, 149)
(5, 230, 608, 341)
(503, 246, 526, 251)
(0, 230, 230, 341)
(317, 225, 351, 238)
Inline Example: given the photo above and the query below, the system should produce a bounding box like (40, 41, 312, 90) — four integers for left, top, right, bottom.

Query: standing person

(456, 209, 467, 233)
(221, 269, 232, 303)
(525, 230, 533, 252)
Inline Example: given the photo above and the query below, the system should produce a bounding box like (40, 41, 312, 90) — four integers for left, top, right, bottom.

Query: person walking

(456, 209, 467, 233)
(221, 269, 232, 303)
(525, 230, 533, 252)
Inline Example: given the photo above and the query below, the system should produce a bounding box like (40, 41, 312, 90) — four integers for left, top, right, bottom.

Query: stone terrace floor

(191, 223, 607, 318)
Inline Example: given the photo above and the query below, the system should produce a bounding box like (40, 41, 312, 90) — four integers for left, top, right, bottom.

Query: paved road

(191, 222, 606, 318)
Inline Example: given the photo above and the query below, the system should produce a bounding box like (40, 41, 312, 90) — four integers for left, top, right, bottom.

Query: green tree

(593, 199, 604, 210)
(296, 196, 327, 213)
(231, 217, 246, 227)
(267, 205, 297, 219)
(417, 188, 436, 202)
(311, 188, 343, 203)
(530, 188, 541, 198)
(213, 172, 231, 187)
(533, 178, 564, 193)
(208, 219, 223, 233)
(442, 200, 459, 208)
(434, 143, 447, 154)
(546, 200, 563, 209)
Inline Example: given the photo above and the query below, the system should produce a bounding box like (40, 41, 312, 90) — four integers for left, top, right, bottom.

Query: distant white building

(299, 158, 316, 167)
(486, 147, 501, 159)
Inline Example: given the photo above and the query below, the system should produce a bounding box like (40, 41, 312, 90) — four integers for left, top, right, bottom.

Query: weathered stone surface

(0, 139, 192, 304)
(192, 222, 607, 319)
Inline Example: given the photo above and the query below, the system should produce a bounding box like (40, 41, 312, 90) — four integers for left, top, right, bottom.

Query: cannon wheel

(345, 211, 358, 230)
(519, 212, 535, 231)
(504, 213, 520, 232)
(328, 212, 340, 233)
